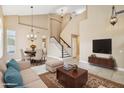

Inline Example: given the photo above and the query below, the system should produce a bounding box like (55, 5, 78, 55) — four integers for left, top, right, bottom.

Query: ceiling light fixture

(110, 5, 124, 26)
(27, 6, 37, 42)
(56, 7, 68, 18)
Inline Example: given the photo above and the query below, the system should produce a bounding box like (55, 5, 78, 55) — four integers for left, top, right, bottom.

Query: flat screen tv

(93, 39, 112, 54)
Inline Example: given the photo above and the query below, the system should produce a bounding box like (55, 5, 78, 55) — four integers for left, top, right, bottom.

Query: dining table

(24, 50, 36, 57)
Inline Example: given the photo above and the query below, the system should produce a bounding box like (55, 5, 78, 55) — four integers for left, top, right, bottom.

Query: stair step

(63, 52, 68, 54)
(61, 56, 70, 58)
(63, 53, 69, 55)
(63, 51, 67, 53)
(62, 57, 73, 59)
(64, 54, 70, 56)
(63, 55, 71, 58)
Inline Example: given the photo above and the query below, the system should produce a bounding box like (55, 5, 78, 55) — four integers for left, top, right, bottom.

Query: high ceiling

(2, 5, 86, 15)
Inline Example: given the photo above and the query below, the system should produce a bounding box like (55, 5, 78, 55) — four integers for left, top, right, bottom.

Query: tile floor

(31, 57, 124, 85)
(31, 64, 48, 75)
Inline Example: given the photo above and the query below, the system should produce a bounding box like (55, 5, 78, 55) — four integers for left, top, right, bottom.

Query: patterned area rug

(39, 72, 124, 88)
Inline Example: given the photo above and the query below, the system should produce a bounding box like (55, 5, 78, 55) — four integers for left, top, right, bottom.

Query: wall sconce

(110, 6, 124, 26)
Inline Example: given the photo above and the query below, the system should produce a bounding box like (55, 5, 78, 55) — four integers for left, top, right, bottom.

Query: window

(7, 30, 16, 55)
(0, 18, 3, 58)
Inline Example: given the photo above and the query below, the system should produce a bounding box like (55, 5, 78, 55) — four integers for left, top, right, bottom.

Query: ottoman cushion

(46, 57, 64, 67)
(45, 57, 64, 72)
(46, 61, 63, 67)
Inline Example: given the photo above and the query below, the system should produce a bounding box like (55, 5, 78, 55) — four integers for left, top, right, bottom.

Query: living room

(0, 1, 124, 91)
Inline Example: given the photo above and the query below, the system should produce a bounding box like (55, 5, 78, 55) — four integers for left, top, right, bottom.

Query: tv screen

(93, 39, 112, 54)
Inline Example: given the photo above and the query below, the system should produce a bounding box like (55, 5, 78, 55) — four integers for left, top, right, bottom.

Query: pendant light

(27, 6, 37, 42)
(110, 5, 124, 26)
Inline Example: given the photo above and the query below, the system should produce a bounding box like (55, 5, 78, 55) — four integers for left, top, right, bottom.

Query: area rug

(39, 72, 124, 88)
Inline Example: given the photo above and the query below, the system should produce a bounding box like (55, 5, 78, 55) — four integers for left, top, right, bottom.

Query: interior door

(72, 37, 77, 57)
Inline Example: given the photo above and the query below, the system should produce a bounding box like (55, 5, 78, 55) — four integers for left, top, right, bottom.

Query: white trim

(79, 60, 89, 64)
(62, 57, 72, 60)
(79, 60, 124, 72)
(116, 67, 124, 72)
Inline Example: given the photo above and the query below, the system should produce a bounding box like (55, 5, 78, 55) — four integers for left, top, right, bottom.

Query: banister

(62, 46, 64, 58)
(50, 36, 71, 58)
(60, 37, 71, 48)
(50, 36, 64, 58)
(50, 36, 63, 47)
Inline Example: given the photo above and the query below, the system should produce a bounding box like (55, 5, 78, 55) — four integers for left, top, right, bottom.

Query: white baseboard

(116, 67, 124, 72)
(79, 60, 89, 64)
(79, 60, 124, 72)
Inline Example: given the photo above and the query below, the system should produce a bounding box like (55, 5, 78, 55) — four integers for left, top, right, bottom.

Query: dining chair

(31, 49, 43, 65)
(42, 47, 47, 61)
(20, 49, 30, 61)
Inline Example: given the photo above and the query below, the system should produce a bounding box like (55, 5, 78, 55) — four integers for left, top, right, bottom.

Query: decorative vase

(72, 64, 78, 72)
(91, 54, 96, 57)
(30, 44, 36, 51)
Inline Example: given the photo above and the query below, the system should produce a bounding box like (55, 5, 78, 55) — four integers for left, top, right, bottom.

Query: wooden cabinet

(88, 55, 115, 69)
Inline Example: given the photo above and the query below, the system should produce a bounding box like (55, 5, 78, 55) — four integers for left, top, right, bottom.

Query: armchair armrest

(17, 60, 31, 70)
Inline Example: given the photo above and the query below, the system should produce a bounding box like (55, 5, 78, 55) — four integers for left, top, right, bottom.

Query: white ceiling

(2, 5, 86, 15)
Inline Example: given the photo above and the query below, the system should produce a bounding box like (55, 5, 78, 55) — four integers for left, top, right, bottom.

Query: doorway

(71, 34, 80, 59)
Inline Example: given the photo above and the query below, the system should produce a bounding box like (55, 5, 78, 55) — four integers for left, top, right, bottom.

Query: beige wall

(61, 14, 71, 30)
(49, 14, 62, 41)
(80, 5, 124, 68)
(60, 11, 87, 57)
(61, 11, 87, 46)
(19, 15, 48, 29)
(4, 15, 50, 60)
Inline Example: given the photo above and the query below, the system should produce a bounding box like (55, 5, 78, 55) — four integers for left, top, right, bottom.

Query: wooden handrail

(50, 36, 71, 58)
(60, 37, 71, 48)
(50, 36, 63, 47)
(62, 46, 64, 58)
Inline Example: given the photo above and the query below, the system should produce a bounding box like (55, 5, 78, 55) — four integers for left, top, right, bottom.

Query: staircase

(49, 37, 71, 58)
(62, 50, 70, 58)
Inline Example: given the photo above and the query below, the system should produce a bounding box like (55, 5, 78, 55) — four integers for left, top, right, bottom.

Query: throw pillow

(0, 61, 7, 73)
(4, 67, 23, 88)
(7, 59, 20, 71)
